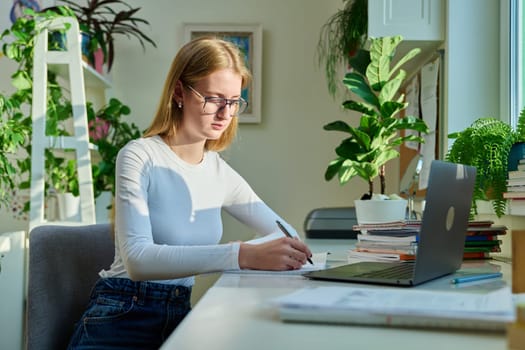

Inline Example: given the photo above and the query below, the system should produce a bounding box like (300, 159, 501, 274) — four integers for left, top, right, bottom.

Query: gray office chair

(26, 223, 114, 350)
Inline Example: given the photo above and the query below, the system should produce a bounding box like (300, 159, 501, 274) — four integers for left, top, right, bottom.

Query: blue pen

(450, 272, 503, 284)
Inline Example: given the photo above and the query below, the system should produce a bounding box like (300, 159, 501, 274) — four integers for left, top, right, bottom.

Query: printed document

(274, 285, 515, 331)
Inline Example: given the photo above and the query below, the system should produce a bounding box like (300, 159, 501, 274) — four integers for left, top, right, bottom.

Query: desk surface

(161, 239, 512, 350)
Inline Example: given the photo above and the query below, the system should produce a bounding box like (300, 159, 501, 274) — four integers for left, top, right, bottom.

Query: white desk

(161, 239, 512, 350)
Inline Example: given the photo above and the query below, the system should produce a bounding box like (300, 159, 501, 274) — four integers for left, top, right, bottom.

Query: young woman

(67, 37, 312, 349)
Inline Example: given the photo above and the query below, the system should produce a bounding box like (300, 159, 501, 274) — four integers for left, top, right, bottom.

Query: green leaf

(335, 139, 362, 159)
(390, 48, 421, 79)
(367, 36, 402, 87)
(343, 72, 379, 108)
(338, 160, 359, 184)
(11, 71, 32, 90)
(323, 120, 352, 133)
(375, 149, 399, 167)
(378, 70, 406, 104)
(325, 158, 344, 181)
(5, 44, 20, 60)
(380, 101, 405, 119)
(342, 100, 376, 116)
(348, 126, 372, 149)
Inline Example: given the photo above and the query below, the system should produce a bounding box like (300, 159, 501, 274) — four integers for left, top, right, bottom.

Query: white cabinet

(368, 0, 445, 41)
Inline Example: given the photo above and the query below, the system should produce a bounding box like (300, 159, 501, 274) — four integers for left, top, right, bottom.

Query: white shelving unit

(29, 17, 96, 230)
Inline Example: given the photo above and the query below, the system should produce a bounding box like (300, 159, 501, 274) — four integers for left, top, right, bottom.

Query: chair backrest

(26, 223, 114, 350)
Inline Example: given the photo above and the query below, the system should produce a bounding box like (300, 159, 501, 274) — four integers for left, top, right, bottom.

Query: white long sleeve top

(100, 135, 295, 287)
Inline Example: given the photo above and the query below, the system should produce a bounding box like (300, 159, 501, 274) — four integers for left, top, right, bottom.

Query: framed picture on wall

(183, 24, 262, 124)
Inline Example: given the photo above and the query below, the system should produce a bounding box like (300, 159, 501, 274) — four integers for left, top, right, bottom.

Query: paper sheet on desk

(273, 286, 516, 331)
(225, 232, 328, 275)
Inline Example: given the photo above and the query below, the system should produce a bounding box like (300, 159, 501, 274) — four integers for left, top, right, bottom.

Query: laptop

(304, 160, 476, 286)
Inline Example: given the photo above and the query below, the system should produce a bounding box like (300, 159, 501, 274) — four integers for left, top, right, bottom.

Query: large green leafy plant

(324, 36, 429, 199)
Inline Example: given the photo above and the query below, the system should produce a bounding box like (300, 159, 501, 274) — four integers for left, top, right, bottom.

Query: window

(508, 0, 524, 128)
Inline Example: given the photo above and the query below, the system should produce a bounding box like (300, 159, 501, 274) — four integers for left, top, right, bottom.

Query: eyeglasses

(186, 85, 248, 117)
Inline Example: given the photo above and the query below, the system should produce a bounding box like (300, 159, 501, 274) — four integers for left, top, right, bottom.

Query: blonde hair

(144, 36, 252, 151)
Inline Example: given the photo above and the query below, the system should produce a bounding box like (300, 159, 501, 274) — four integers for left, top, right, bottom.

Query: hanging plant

(316, 0, 368, 97)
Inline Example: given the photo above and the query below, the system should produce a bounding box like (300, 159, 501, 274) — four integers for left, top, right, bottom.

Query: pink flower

(89, 117, 110, 141)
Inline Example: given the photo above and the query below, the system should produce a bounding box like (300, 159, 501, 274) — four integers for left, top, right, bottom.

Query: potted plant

(88, 97, 142, 200)
(0, 8, 141, 223)
(52, 0, 157, 72)
(446, 110, 525, 218)
(316, 0, 368, 97)
(0, 7, 76, 212)
(323, 36, 429, 223)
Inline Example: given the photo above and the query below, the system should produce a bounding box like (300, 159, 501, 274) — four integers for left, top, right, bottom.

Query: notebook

(304, 160, 477, 286)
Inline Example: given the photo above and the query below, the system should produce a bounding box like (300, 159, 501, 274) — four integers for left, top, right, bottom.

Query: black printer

(303, 207, 359, 239)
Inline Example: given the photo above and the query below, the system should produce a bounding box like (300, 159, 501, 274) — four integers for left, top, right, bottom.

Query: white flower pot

(56, 192, 81, 222)
(354, 199, 407, 224)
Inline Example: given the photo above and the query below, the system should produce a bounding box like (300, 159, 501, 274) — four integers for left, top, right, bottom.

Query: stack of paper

(273, 286, 515, 331)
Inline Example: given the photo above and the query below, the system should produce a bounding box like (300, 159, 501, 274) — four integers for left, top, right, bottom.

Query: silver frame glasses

(186, 85, 248, 117)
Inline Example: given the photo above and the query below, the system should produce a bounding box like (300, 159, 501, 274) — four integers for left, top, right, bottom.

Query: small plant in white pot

(324, 35, 429, 224)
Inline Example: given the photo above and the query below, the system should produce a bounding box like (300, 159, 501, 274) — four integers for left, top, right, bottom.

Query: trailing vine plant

(0, 7, 75, 210)
(316, 0, 368, 98)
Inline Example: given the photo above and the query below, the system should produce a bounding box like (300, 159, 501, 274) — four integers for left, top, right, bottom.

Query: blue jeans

(67, 277, 192, 350)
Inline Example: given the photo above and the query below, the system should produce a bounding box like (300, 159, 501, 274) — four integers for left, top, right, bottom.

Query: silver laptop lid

(413, 160, 476, 284)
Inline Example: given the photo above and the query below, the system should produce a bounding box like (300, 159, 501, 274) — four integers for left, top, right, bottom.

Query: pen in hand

(276, 220, 314, 265)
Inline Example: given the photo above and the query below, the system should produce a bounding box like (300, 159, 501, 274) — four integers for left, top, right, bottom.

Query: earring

(178, 102, 182, 109)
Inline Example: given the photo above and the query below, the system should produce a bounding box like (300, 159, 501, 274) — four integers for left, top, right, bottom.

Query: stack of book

(347, 220, 506, 263)
(348, 221, 419, 263)
(506, 158, 525, 215)
(464, 221, 506, 259)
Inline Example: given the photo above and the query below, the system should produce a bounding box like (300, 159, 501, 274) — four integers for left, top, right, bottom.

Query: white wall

(444, 0, 501, 150)
(110, 0, 384, 244)
(1, 0, 386, 235)
(109, 0, 391, 303)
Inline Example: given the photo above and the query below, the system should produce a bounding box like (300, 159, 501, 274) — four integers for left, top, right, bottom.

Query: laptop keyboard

(354, 263, 415, 279)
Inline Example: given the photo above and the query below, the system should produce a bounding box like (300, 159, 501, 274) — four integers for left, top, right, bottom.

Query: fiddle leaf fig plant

(324, 36, 429, 199)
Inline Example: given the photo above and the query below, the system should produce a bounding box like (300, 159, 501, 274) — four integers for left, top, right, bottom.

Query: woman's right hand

(237, 237, 312, 271)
